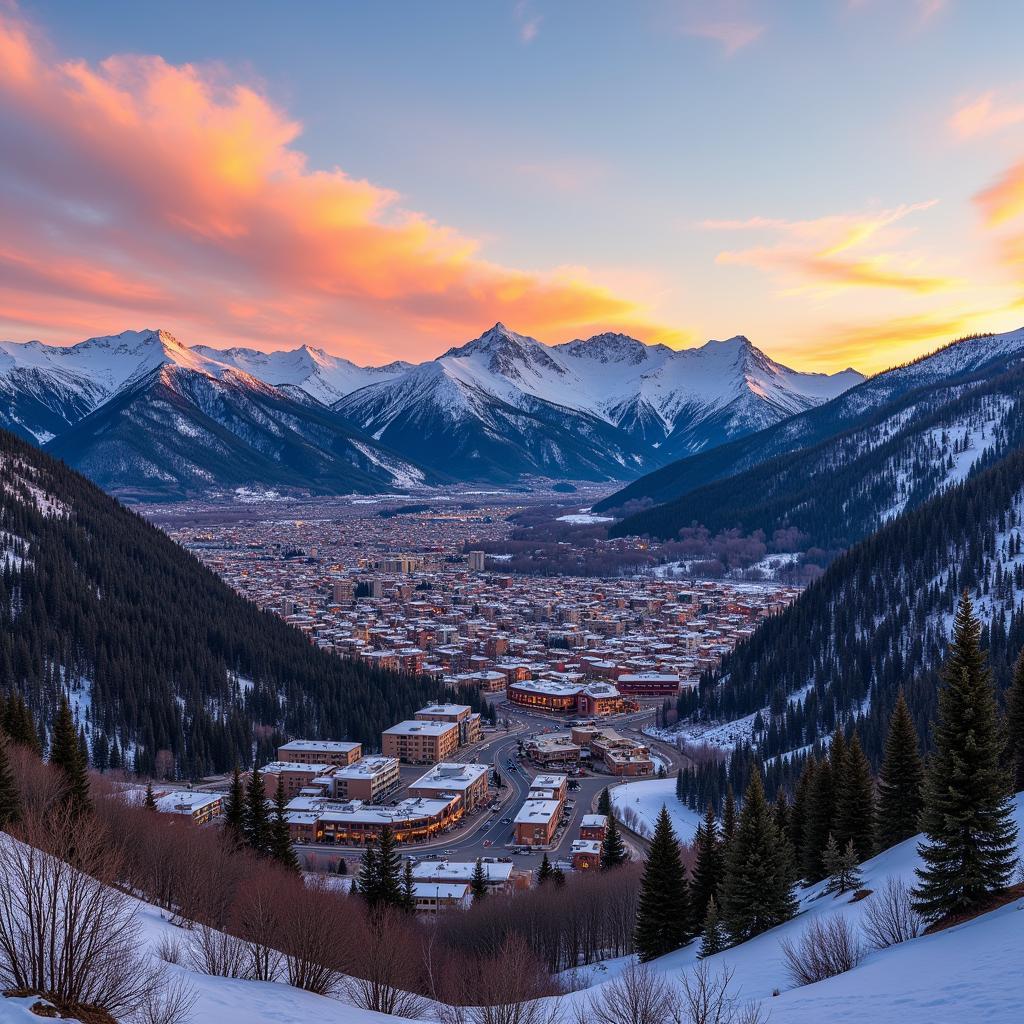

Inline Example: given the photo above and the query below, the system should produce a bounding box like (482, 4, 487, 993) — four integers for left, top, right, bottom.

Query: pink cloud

(0, 12, 673, 362)
(950, 90, 1024, 140)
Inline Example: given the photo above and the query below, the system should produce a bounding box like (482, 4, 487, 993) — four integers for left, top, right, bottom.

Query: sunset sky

(2, 0, 1024, 373)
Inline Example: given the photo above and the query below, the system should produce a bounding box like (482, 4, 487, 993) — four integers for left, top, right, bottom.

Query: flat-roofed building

(507, 678, 625, 716)
(411, 859, 514, 892)
(316, 795, 462, 845)
(277, 739, 362, 767)
(382, 720, 460, 764)
(408, 762, 490, 811)
(415, 703, 482, 746)
(524, 733, 581, 766)
(413, 882, 471, 913)
(153, 791, 222, 826)
(514, 799, 561, 847)
(571, 839, 602, 871)
(528, 773, 568, 805)
(331, 756, 401, 803)
(258, 761, 336, 799)
(580, 814, 608, 840)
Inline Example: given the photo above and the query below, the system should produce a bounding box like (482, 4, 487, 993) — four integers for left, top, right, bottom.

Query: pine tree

(244, 768, 271, 855)
(0, 735, 21, 829)
(1005, 650, 1024, 793)
(913, 594, 1019, 921)
(721, 772, 796, 942)
(675, 768, 684, 802)
(537, 853, 554, 884)
(551, 864, 566, 887)
(223, 765, 246, 847)
(823, 836, 863, 896)
(876, 691, 925, 849)
(49, 698, 91, 816)
(834, 731, 874, 862)
(143, 780, 157, 810)
(634, 805, 691, 961)
(470, 858, 488, 902)
(721, 786, 737, 848)
(402, 860, 416, 913)
(698, 896, 726, 959)
(3, 694, 39, 753)
(597, 787, 611, 816)
(372, 826, 404, 909)
(690, 803, 722, 925)
(336, 857, 348, 875)
(270, 776, 299, 872)
(600, 813, 628, 869)
(803, 755, 834, 882)
(790, 756, 816, 872)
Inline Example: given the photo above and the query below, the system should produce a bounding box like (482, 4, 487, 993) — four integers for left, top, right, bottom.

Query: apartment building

(528, 773, 568, 807)
(258, 761, 336, 799)
(414, 703, 482, 747)
(411, 859, 514, 893)
(570, 725, 654, 777)
(407, 762, 490, 811)
(311, 794, 463, 845)
(513, 799, 561, 847)
(277, 739, 363, 767)
(331, 756, 401, 803)
(616, 672, 680, 697)
(571, 839, 602, 871)
(579, 814, 608, 840)
(153, 790, 222, 825)
(524, 733, 581, 766)
(382, 720, 460, 764)
(412, 882, 471, 913)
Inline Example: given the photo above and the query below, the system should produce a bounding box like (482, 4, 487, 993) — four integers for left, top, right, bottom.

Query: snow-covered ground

(2, 798, 1020, 1024)
(610, 777, 703, 842)
(563, 793, 1024, 1024)
(556, 512, 614, 525)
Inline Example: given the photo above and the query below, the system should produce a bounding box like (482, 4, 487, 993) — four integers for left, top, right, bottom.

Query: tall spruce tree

(0, 735, 21, 829)
(876, 691, 925, 849)
(270, 776, 299, 872)
(721, 786, 737, 848)
(790, 756, 817, 873)
(803, 755, 834, 882)
(372, 826, 404, 909)
(537, 853, 554, 885)
(222, 765, 246, 847)
(913, 593, 1020, 921)
(721, 772, 796, 943)
(1005, 651, 1024, 793)
(597, 787, 611, 815)
(634, 805, 691, 961)
(244, 768, 271, 855)
(835, 731, 875, 862)
(143, 781, 157, 810)
(402, 860, 416, 913)
(600, 813, 628, 869)
(49, 698, 91, 816)
(470, 859, 488, 902)
(690, 803, 722, 925)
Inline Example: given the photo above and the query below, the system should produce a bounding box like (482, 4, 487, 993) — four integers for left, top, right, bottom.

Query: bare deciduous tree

(0, 807, 193, 1023)
(572, 961, 676, 1024)
(186, 923, 249, 979)
(862, 878, 923, 949)
(277, 875, 343, 996)
(780, 913, 866, 987)
(678, 962, 769, 1024)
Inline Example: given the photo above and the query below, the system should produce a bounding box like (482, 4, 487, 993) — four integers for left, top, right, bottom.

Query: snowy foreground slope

(2, 795, 1020, 1024)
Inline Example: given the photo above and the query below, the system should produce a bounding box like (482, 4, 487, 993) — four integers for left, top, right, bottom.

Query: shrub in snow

(862, 877, 924, 949)
(780, 913, 866, 987)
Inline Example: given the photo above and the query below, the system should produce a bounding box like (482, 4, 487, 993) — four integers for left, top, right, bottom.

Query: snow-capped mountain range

(0, 324, 865, 493)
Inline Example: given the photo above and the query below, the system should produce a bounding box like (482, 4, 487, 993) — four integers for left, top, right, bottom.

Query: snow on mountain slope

(335, 324, 863, 482)
(193, 344, 411, 405)
(599, 323, 1024, 513)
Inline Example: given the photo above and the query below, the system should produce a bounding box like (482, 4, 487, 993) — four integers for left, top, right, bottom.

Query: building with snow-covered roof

(331, 755, 401, 803)
(411, 859, 513, 891)
(153, 790, 222, 825)
(514, 799, 562, 847)
(276, 739, 362, 766)
(412, 882, 471, 913)
(506, 677, 626, 715)
(315, 795, 463, 845)
(407, 762, 490, 810)
(382, 720, 460, 764)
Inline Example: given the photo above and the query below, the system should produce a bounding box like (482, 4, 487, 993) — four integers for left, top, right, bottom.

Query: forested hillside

(611, 357, 1024, 550)
(688, 441, 1024, 772)
(0, 428, 444, 777)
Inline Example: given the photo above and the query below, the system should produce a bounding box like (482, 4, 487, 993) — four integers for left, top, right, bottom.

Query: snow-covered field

(610, 777, 703, 842)
(564, 793, 1024, 1024)
(2, 798, 1020, 1024)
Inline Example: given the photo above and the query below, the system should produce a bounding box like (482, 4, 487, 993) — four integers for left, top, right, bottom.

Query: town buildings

(407, 762, 490, 811)
(382, 720, 460, 764)
(276, 739, 362, 766)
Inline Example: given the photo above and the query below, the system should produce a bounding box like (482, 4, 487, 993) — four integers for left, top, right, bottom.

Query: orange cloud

(976, 158, 1024, 228)
(0, 12, 669, 362)
(704, 201, 954, 294)
(950, 91, 1024, 140)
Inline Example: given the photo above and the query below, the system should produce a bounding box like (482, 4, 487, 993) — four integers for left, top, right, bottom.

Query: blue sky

(4, 1, 1024, 370)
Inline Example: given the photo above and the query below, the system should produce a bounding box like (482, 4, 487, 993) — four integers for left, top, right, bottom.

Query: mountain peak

(556, 332, 661, 366)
